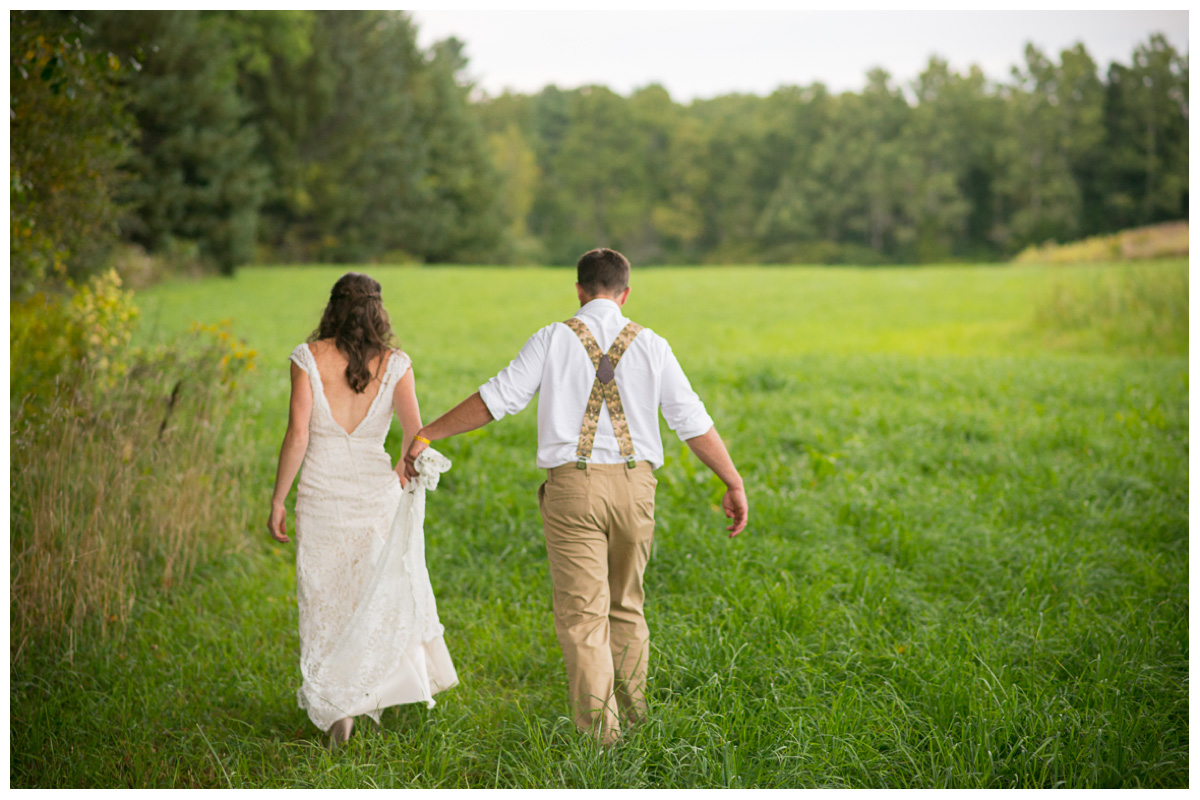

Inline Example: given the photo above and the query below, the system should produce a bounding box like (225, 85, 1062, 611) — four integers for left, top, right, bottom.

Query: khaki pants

(538, 461, 656, 743)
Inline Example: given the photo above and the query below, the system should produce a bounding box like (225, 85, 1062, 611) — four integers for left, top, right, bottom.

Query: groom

(404, 247, 748, 744)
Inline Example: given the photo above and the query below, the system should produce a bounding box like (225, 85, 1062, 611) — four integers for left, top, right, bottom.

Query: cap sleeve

(289, 343, 313, 373)
(387, 348, 412, 382)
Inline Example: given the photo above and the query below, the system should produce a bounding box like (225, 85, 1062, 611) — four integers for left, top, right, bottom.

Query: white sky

(409, 9, 1189, 102)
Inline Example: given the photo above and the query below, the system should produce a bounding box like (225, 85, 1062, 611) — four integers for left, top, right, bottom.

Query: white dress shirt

(478, 299, 714, 469)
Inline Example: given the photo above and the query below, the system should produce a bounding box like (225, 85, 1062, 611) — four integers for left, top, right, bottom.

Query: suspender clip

(576, 460, 587, 470)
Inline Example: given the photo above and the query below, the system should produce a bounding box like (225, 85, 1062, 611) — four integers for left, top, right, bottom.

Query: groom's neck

(576, 285, 631, 308)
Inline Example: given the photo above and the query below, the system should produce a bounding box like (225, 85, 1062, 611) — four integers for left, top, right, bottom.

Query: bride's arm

(268, 362, 313, 543)
(392, 365, 421, 486)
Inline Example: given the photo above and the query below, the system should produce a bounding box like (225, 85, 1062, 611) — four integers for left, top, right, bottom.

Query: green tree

(847, 69, 914, 257)
(223, 10, 317, 256)
(548, 86, 649, 262)
(760, 72, 912, 262)
(995, 43, 1104, 250)
(235, 14, 503, 264)
(629, 85, 707, 263)
(525, 86, 577, 262)
(230, 10, 426, 262)
(902, 58, 982, 261)
(689, 92, 775, 261)
(1103, 34, 1188, 228)
(750, 85, 841, 258)
(9, 11, 133, 296)
(408, 37, 505, 263)
(1057, 43, 1108, 236)
(489, 123, 543, 263)
(86, 11, 267, 274)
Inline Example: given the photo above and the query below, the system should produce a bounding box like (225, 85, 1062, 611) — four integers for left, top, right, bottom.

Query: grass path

(12, 262, 1188, 787)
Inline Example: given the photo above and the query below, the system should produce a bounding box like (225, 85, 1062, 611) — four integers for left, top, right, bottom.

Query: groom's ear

(616, 286, 631, 306)
(576, 283, 587, 306)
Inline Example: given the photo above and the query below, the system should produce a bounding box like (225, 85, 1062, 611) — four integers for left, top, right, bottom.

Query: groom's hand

(404, 435, 430, 480)
(722, 485, 749, 537)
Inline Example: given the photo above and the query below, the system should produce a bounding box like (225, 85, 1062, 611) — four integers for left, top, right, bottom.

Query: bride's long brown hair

(309, 272, 398, 393)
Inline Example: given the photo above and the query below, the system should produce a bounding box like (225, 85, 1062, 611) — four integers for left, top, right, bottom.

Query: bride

(267, 272, 457, 747)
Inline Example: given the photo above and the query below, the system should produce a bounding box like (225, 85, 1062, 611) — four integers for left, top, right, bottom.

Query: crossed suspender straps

(563, 318, 644, 469)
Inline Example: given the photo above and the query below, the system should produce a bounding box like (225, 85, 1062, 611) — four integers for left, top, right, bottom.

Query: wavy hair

(308, 273, 398, 393)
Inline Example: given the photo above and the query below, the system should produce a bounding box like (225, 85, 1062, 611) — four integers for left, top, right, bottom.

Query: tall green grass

(1033, 261, 1188, 355)
(11, 261, 1188, 788)
(10, 276, 258, 663)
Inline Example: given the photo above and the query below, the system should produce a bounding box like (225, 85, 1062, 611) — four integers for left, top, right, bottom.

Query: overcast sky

(409, 10, 1189, 102)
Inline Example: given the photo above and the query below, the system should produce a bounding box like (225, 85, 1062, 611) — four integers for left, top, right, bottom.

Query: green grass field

(11, 261, 1188, 788)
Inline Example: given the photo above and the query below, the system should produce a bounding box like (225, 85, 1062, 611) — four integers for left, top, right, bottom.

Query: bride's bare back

(308, 338, 391, 435)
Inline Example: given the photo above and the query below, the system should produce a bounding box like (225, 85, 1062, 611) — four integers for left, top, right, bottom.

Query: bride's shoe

(328, 717, 354, 749)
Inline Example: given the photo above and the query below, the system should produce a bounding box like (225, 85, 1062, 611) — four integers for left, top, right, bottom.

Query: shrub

(107, 240, 213, 290)
(11, 269, 138, 411)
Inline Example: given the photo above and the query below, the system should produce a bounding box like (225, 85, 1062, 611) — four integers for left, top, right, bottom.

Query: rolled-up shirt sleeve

(478, 325, 552, 422)
(658, 342, 714, 441)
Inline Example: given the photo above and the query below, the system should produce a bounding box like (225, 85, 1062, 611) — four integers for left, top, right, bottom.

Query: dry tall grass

(1014, 220, 1188, 264)
(10, 326, 257, 663)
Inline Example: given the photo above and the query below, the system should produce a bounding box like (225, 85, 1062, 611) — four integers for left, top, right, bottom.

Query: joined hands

(403, 433, 431, 481)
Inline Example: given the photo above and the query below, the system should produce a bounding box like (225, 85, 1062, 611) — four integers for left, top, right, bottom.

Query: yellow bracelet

(414, 435, 432, 445)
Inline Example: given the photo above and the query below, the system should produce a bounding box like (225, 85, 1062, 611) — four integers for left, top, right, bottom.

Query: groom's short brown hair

(576, 248, 630, 296)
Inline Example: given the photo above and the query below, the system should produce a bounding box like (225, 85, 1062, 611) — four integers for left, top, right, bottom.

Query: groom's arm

(405, 325, 552, 479)
(684, 426, 748, 537)
(403, 392, 494, 478)
(657, 341, 748, 537)
(421, 392, 495, 441)
(403, 323, 552, 479)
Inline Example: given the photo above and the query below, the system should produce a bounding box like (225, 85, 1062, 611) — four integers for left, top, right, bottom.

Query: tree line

(9, 10, 1189, 295)
(479, 35, 1187, 266)
(11, 9, 503, 295)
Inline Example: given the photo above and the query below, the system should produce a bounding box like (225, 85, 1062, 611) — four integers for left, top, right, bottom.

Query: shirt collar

(579, 298, 622, 317)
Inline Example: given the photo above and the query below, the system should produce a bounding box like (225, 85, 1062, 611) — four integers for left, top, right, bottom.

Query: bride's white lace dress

(289, 343, 457, 732)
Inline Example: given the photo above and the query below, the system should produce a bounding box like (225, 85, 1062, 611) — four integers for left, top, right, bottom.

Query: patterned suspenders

(563, 318, 644, 469)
